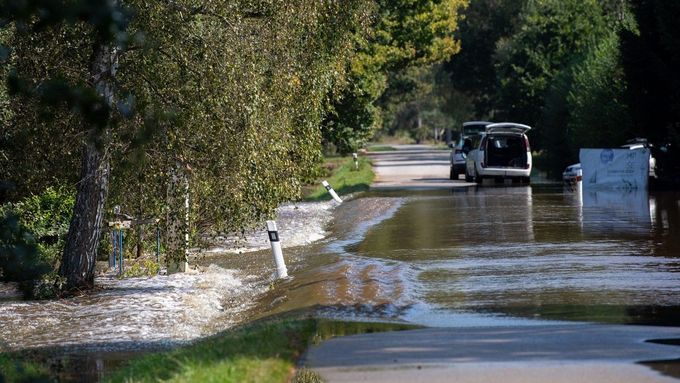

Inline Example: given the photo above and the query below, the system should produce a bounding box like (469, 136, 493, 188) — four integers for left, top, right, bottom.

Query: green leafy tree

(522, 0, 637, 174)
(1, 0, 132, 290)
(494, 0, 610, 149)
(443, 0, 525, 118)
(324, 0, 467, 152)
(380, 64, 464, 143)
(621, 0, 680, 147)
(2, 0, 374, 287)
(567, 32, 632, 152)
(540, 29, 633, 174)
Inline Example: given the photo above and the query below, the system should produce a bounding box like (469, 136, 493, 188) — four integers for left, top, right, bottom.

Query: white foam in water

(0, 200, 340, 352)
(0, 265, 265, 351)
(206, 201, 336, 253)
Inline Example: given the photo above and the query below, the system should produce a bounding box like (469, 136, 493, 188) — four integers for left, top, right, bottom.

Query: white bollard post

(353, 153, 359, 171)
(267, 220, 288, 279)
(322, 180, 343, 203)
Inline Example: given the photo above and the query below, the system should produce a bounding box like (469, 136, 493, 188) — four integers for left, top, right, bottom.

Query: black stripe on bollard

(268, 230, 279, 242)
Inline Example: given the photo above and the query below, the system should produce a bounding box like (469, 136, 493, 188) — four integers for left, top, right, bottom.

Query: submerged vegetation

(102, 318, 417, 383)
(0, 317, 417, 382)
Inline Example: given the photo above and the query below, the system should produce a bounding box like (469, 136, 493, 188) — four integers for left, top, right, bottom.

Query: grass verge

(102, 318, 418, 383)
(0, 354, 51, 382)
(303, 156, 374, 201)
(366, 145, 396, 152)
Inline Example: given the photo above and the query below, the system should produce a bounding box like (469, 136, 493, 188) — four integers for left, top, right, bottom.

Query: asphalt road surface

(368, 145, 471, 189)
(304, 145, 680, 383)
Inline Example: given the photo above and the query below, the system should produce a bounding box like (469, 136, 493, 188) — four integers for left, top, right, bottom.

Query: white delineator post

(353, 153, 359, 171)
(322, 180, 343, 203)
(267, 220, 288, 279)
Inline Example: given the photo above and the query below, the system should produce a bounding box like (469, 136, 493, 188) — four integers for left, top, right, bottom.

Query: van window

(485, 134, 527, 168)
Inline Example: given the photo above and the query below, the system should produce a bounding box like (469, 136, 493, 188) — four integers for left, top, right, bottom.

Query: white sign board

(579, 148, 649, 190)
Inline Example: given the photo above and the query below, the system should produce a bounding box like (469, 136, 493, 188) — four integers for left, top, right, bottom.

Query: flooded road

(259, 185, 680, 327)
(9, 184, 674, 353)
(2, 148, 680, 380)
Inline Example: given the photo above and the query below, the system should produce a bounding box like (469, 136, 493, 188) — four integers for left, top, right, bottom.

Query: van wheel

(449, 167, 456, 180)
(522, 176, 531, 184)
(474, 172, 483, 184)
(465, 170, 473, 182)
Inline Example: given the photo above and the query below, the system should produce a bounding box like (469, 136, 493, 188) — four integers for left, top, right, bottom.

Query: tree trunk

(165, 162, 190, 273)
(136, 226, 144, 259)
(59, 35, 118, 290)
(60, 142, 110, 289)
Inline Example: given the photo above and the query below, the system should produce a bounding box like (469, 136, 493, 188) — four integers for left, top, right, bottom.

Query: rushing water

(2, 185, 680, 380)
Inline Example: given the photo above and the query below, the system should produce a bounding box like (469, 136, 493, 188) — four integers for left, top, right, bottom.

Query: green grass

(0, 316, 418, 383)
(103, 318, 418, 383)
(303, 156, 374, 201)
(366, 145, 396, 152)
(0, 354, 51, 382)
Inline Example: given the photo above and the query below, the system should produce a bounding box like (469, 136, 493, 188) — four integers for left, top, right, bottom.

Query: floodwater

(256, 185, 680, 327)
(0, 266, 269, 381)
(2, 184, 680, 381)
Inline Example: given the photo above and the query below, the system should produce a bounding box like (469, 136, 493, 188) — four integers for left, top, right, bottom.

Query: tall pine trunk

(59, 35, 118, 290)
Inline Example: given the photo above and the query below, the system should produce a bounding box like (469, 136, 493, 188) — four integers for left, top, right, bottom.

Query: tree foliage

(620, 0, 680, 146)
(323, 0, 468, 152)
(440, 0, 680, 176)
(495, 0, 610, 132)
(109, 0, 373, 235)
(1, 0, 376, 289)
(444, 0, 525, 118)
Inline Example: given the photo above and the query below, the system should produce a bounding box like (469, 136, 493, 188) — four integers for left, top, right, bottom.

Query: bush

(121, 258, 160, 278)
(0, 186, 74, 298)
(6, 186, 75, 266)
(0, 212, 48, 298)
(293, 368, 324, 383)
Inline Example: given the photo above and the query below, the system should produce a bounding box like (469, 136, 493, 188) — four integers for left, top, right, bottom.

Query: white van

(450, 121, 492, 180)
(464, 123, 532, 184)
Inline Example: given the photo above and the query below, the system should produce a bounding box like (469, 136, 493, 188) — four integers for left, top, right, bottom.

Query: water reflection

(320, 186, 680, 326)
(5, 186, 680, 380)
(581, 188, 651, 235)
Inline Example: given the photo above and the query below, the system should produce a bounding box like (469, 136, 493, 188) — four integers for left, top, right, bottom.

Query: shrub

(0, 212, 48, 297)
(293, 368, 324, 383)
(6, 186, 75, 267)
(121, 258, 160, 278)
(0, 186, 74, 298)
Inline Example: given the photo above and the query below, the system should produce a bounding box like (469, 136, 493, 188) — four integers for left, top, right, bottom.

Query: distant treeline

(443, 0, 680, 176)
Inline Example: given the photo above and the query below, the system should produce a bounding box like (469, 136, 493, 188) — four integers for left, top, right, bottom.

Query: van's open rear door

(485, 123, 532, 134)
